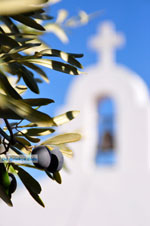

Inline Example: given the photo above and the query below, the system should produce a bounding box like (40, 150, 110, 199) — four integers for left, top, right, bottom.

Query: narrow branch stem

(4, 119, 15, 144)
(0, 127, 24, 155)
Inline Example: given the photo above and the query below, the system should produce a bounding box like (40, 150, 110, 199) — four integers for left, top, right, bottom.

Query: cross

(89, 21, 125, 67)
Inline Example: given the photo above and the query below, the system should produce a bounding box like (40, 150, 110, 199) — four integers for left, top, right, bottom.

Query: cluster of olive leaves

(0, 0, 83, 207)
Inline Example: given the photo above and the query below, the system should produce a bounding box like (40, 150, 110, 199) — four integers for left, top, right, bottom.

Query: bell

(100, 131, 114, 151)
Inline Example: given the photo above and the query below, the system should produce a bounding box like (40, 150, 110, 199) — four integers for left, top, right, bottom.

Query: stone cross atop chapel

(89, 21, 125, 66)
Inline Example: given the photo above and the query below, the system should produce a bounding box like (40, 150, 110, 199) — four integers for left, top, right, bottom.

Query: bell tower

(60, 21, 150, 173)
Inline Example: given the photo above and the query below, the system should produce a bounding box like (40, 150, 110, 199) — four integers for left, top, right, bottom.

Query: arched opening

(95, 97, 116, 166)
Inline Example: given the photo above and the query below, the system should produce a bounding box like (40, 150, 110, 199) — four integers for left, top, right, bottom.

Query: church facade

(58, 21, 150, 225)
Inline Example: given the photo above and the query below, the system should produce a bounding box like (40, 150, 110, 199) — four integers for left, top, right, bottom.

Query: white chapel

(0, 21, 150, 226)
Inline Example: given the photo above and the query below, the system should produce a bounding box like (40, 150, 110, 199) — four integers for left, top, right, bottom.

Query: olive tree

(0, 0, 87, 207)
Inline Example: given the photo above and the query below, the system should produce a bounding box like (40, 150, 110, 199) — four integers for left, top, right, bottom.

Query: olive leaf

(0, 33, 19, 48)
(45, 170, 54, 180)
(0, 72, 22, 99)
(53, 111, 80, 126)
(23, 62, 49, 83)
(20, 58, 82, 75)
(12, 165, 45, 207)
(67, 53, 84, 58)
(15, 85, 27, 95)
(0, 163, 10, 189)
(29, 191, 45, 207)
(14, 137, 31, 154)
(0, 93, 55, 126)
(15, 122, 39, 129)
(16, 133, 40, 143)
(13, 165, 41, 194)
(57, 144, 73, 158)
(17, 128, 55, 137)
(19, 66, 39, 94)
(53, 171, 62, 184)
(15, 136, 31, 146)
(0, 185, 13, 207)
(41, 133, 81, 145)
(44, 23, 69, 43)
(12, 15, 45, 31)
(36, 49, 83, 69)
(0, 0, 47, 16)
(0, 16, 20, 33)
(23, 98, 54, 106)
(3, 62, 40, 94)
(0, 163, 12, 207)
(8, 43, 41, 55)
